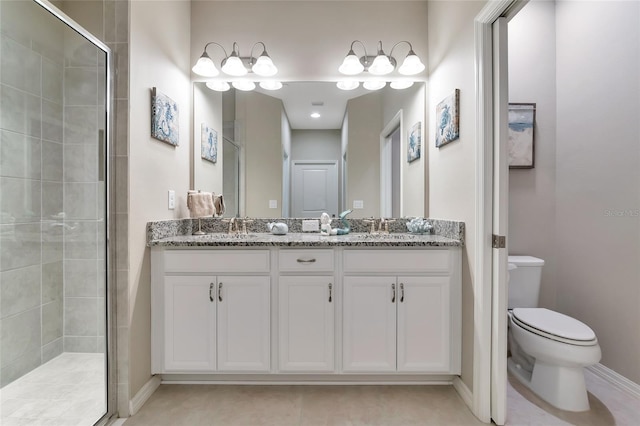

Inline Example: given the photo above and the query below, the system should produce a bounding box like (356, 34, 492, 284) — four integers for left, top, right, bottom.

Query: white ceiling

(255, 82, 370, 130)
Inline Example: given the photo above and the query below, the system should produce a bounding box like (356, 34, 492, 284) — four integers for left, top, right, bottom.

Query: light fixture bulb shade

(339, 51, 364, 75)
(192, 53, 219, 77)
(390, 80, 414, 90)
(336, 80, 360, 91)
(369, 54, 394, 75)
(252, 54, 278, 77)
(398, 51, 425, 75)
(259, 81, 283, 91)
(206, 81, 231, 92)
(363, 80, 386, 90)
(222, 56, 247, 76)
(232, 80, 256, 91)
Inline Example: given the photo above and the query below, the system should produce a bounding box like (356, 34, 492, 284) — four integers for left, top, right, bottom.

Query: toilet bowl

(507, 256, 601, 412)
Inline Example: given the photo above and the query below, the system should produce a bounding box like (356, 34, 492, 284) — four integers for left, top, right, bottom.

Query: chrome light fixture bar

(192, 41, 278, 77)
(338, 40, 425, 76)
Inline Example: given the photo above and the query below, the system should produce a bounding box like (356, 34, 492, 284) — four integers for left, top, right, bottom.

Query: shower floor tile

(0, 352, 106, 426)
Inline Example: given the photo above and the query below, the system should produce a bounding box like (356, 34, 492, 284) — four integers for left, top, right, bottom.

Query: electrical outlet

(168, 190, 175, 210)
(353, 200, 364, 209)
(302, 219, 319, 232)
(269, 199, 278, 209)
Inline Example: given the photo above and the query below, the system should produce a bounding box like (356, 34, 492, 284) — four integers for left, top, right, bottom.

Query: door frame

(380, 110, 403, 217)
(473, 0, 528, 423)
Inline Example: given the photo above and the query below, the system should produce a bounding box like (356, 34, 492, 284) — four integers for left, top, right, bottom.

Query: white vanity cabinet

(342, 249, 461, 374)
(278, 249, 335, 372)
(152, 249, 271, 374)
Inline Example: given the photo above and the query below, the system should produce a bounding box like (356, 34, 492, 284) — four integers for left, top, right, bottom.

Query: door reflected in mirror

(193, 81, 427, 218)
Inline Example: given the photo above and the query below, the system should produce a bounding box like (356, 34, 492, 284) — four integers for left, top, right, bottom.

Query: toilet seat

(512, 308, 598, 346)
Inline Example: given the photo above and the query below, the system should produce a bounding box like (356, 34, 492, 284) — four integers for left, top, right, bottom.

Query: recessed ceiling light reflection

(310, 112, 321, 118)
(336, 80, 360, 91)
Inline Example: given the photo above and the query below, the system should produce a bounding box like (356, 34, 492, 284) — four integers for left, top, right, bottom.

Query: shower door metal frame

(31, 0, 116, 424)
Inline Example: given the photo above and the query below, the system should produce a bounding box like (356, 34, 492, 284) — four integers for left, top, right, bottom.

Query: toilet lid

(512, 308, 597, 343)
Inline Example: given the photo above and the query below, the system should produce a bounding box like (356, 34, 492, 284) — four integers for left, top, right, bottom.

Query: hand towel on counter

(213, 194, 225, 216)
(187, 191, 215, 218)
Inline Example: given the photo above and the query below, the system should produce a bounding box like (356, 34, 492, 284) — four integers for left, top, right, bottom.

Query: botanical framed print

(508, 103, 536, 169)
(201, 123, 218, 163)
(408, 121, 422, 162)
(151, 87, 179, 146)
(435, 89, 460, 148)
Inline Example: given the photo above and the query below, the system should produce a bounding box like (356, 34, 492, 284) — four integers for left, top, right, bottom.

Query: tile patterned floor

(0, 353, 106, 426)
(123, 369, 640, 426)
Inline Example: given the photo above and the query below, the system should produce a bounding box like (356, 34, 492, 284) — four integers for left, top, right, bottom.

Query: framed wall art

(508, 103, 536, 169)
(201, 123, 218, 163)
(408, 121, 422, 162)
(151, 87, 179, 146)
(435, 89, 460, 148)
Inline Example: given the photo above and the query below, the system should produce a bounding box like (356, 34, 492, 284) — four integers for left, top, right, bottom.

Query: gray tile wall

(0, 1, 109, 387)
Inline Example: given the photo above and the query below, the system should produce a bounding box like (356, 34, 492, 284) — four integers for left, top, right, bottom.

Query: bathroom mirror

(193, 81, 427, 219)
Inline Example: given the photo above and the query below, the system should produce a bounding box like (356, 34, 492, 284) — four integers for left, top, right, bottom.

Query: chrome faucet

(222, 217, 238, 234)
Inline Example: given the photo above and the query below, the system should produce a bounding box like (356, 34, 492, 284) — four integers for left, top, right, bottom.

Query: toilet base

(508, 357, 590, 412)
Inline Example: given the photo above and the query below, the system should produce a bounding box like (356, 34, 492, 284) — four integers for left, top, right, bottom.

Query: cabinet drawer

(343, 250, 451, 274)
(279, 249, 334, 272)
(164, 250, 270, 273)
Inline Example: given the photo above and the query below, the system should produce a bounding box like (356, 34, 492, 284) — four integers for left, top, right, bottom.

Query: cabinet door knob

(209, 282, 214, 302)
(391, 283, 396, 303)
(400, 282, 405, 303)
(218, 282, 223, 302)
(328, 282, 333, 303)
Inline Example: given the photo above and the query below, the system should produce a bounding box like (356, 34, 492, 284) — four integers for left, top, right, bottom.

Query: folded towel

(213, 194, 225, 216)
(187, 191, 215, 218)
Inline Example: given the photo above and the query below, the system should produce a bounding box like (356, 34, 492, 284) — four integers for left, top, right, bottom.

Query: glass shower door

(0, 0, 111, 424)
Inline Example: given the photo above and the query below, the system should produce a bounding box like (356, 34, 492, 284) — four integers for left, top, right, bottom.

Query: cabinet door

(279, 276, 334, 372)
(164, 275, 216, 372)
(217, 276, 271, 372)
(397, 276, 450, 372)
(343, 276, 396, 372)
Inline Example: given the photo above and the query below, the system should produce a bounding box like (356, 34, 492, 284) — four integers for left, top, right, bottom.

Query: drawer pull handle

(391, 283, 396, 303)
(328, 282, 333, 303)
(218, 282, 223, 302)
(209, 283, 214, 302)
(297, 258, 317, 263)
(400, 282, 405, 303)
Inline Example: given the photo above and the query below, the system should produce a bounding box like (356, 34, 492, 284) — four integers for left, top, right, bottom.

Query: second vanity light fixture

(193, 41, 281, 92)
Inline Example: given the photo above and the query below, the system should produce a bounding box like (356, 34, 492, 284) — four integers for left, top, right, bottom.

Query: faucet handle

(363, 218, 376, 234)
(382, 218, 396, 233)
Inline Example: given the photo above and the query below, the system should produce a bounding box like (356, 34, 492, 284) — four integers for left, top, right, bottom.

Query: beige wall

(193, 83, 223, 194)
(129, 0, 192, 397)
(508, 1, 557, 310)
(382, 84, 427, 217)
(346, 92, 383, 218)
(427, 0, 487, 391)
(554, 1, 639, 383)
(236, 91, 284, 217)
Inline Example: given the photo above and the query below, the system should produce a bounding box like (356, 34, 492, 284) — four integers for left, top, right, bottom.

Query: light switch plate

(168, 190, 175, 210)
(353, 200, 364, 209)
(302, 219, 319, 232)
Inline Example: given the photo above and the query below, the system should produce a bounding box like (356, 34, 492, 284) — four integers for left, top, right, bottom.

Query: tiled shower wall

(0, 1, 108, 386)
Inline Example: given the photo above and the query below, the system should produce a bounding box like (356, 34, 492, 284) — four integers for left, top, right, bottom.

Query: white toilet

(507, 255, 601, 412)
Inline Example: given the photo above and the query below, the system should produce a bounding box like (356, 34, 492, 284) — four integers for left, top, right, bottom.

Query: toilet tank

(507, 255, 544, 309)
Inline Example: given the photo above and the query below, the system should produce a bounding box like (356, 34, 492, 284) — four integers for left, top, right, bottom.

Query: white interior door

(291, 161, 338, 217)
(491, 16, 509, 426)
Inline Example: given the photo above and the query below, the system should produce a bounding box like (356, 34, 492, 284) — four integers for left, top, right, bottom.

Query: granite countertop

(148, 232, 462, 248)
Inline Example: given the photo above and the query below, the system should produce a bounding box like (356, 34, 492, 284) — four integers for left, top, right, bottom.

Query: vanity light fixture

(259, 81, 283, 91)
(206, 81, 231, 92)
(338, 40, 425, 77)
(192, 41, 278, 77)
(363, 80, 386, 91)
(231, 80, 256, 91)
(390, 80, 414, 90)
(336, 80, 360, 91)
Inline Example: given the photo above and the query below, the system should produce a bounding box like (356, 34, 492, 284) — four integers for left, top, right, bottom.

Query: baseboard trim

(587, 363, 640, 399)
(129, 376, 161, 416)
(453, 377, 473, 408)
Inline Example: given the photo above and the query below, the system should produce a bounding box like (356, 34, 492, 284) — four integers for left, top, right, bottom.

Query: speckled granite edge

(147, 217, 465, 246)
